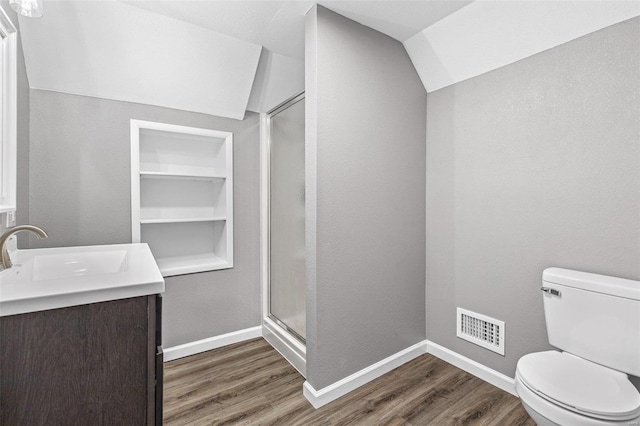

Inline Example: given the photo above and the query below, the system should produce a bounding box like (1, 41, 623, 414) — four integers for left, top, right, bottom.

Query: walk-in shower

(261, 93, 306, 375)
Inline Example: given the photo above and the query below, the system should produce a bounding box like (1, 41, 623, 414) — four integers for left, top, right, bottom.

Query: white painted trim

(130, 119, 234, 140)
(263, 317, 306, 377)
(302, 339, 518, 409)
(303, 341, 427, 409)
(426, 340, 516, 396)
(130, 120, 141, 242)
(0, 6, 17, 214)
(225, 131, 234, 269)
(163, 333, 517, 406)
(260, 112, 270, 325)
(163, 326, 262, 362)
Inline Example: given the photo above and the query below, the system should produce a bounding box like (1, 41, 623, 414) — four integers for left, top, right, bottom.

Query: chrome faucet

(0, 225, 48, 270)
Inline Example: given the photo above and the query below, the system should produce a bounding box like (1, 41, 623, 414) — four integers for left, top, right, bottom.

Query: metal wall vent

(456, 308, 505, 356)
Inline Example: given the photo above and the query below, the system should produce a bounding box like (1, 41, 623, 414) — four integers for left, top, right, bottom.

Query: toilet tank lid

(543, 268, 640, 301)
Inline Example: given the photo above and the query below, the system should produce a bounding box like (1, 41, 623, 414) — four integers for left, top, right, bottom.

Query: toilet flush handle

(541, 287, 561, 297)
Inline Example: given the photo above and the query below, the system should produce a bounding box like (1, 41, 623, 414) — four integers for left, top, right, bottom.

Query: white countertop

(0, 243, 164, 317)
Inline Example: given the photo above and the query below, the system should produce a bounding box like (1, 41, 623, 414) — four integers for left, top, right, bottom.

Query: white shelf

(140, 171, 225, 181)
(131, 120, 234, 277)
(140, 217, 226, 224)
(139, 127, 227, 176)
(139, 177, 226, 223)
(155, 253, 230, 277)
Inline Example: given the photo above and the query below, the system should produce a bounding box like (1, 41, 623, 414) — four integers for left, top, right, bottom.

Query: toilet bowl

(515, 268, 640, 425)
(515, 351, 640, 426)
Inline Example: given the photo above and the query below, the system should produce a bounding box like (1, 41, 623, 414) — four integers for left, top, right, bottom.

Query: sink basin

(31, 249, 128, 281)
(0, 243, 164, 317)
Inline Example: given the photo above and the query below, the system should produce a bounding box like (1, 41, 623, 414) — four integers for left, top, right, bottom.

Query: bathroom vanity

(0, 243, 164, 426)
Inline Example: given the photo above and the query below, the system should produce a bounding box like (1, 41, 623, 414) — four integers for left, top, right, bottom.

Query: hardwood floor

(164, 338, 535, 426)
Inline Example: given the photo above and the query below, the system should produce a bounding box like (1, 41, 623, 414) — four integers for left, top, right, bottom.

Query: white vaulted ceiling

(17, 0, 472, 118)
(17, 1, 638, 119)
(18, 1, 263, 119)
(319, 1, 472, 43)
(123, 1, 314, 60)
(404, 0, 640, 92)
(123, 1, 473, 60)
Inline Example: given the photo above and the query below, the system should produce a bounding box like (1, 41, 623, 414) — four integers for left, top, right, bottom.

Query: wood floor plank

(190, 395, 273, 426)
(164, 338, 534, 425)
(437, 379, 515, 425)
(260, 390, 314, 426)
(389, 369, 477, 425)
(320, 359, 460, 425)
(165, 361, 298, 423)
(482, 398, 536, 426)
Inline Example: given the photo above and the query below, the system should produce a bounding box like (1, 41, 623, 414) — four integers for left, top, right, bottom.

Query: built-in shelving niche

(131, 120, 233, 277)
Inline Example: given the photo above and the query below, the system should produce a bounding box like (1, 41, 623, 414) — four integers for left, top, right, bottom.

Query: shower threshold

(269, 314, 306, 345)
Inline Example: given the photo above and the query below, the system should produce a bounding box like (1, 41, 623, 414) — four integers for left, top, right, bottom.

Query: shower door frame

(260, 92, 306, 377)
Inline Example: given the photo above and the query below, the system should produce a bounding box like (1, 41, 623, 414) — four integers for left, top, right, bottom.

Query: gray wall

(306, 6, 426, 390)
(426, 17, 640, 378)
(28, 90, 261, 347)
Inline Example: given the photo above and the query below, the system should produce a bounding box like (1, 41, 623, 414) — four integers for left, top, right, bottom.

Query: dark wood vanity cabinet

(0, 294, 163, 426)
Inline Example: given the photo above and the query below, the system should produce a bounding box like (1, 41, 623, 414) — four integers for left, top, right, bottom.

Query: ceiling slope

(124, 0, 313, 60)
(19, 1, 262, 120)
(247, 49, 304, 113)
(122, 1, 472, 60)
(319, 0, 472, 42)
(404, 0, 640, 93)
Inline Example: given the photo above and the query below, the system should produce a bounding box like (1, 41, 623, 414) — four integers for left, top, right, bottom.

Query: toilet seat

(516, 351, 640, 421)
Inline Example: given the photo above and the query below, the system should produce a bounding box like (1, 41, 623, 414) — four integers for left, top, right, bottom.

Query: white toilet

(515, 268, 640, 425)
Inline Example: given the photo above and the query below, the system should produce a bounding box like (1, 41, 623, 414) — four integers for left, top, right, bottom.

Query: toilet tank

(542, 268, 640, 377)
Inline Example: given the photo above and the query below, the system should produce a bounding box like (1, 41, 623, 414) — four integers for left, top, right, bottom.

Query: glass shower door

(268, 94, 305, 341)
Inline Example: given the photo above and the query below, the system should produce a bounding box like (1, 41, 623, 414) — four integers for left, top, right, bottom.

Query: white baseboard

(263, 318, 307, 377)
(303, 341, 427, 409)
(302, 339, 517, 409)
(163, 326, 262, 362)
(425, 340, 516, 396)
(163, 331, 516, 404)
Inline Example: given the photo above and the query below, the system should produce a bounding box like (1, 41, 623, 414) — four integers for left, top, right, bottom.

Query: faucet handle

(4, 234, 18, 253)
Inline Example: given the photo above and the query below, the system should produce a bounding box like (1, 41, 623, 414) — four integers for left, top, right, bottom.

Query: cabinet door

(0, 297, 151, 426)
